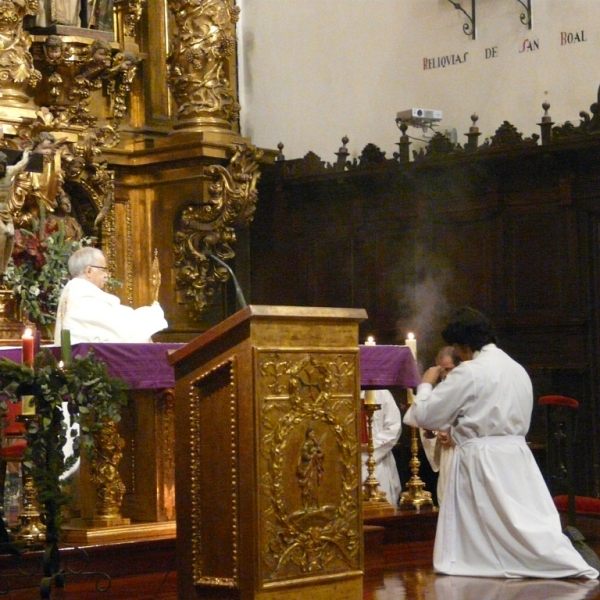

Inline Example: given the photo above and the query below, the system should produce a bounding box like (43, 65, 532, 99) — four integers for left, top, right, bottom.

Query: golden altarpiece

(0, 0, 277, 546)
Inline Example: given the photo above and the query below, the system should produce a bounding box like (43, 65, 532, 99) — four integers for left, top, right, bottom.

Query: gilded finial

(150, 248, 161, 303)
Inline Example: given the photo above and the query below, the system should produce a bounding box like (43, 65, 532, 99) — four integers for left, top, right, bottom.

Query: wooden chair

(538, 395, 600, 526)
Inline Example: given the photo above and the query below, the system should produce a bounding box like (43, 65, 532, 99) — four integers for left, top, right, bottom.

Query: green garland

(0, 349, 129, 538)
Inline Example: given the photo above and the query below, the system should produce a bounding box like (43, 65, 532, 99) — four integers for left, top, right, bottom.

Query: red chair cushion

(539, 395, 579, 408)
(2, 400, 26, 436)
(1, 441, 26, 460)
(554, 495, 600, 515)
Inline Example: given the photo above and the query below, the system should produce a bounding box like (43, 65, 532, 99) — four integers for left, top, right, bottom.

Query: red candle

(22, 327, 34, 367)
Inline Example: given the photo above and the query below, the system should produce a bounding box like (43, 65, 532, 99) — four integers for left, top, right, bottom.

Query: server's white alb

(404, 343, 598, 579)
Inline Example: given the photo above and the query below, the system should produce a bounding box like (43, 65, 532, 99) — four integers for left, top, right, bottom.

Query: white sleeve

(419, 430, 440, 472)
(403, 363, 474, 432)
(370, 389, 402, 463)
(60, 285, 167, 343)
(125, 302, 168, 342)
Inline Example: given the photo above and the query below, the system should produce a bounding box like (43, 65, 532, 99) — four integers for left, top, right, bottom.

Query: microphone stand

(205, 253, 248, 310)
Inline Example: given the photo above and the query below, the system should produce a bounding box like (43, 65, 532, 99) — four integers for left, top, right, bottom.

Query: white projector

(396, 108, 443, 123)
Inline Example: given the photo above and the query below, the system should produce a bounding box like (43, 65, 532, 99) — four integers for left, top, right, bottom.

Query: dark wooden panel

(250, 141, 600, 496)
(505, 208, 579, 315)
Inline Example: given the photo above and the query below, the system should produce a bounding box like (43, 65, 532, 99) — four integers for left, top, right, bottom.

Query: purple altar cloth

(71, 343, 184, 389)
(359, 345, 420, 389)
(0, 343, 419, 390)
(0, 343, 183, 390)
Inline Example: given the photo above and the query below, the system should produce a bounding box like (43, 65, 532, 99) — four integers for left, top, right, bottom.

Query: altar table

(0, 342, 418, 525)
(0, 342, 419, 390)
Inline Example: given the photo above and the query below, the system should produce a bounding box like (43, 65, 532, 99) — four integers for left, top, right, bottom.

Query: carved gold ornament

(174, 142, 262, 316)
(258, 352, 361, 582)
(114, 0, 146, 38)
(0, 0, 41, 103)
(15, 110, 114, 230)
(31, 36, 139, 145)
(89, 416, 127, 519)
(167, 0, 241, 133)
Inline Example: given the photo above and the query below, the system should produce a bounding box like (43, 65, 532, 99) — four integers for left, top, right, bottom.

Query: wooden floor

(3, 511, 600, 599)
(4, 564, 600, 600)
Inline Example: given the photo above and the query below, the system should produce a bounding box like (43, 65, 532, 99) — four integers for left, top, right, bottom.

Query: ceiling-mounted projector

(396, 108, 443, 126)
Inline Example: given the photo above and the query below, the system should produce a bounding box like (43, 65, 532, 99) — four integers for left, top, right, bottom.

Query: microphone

(205, 253, 248, 310)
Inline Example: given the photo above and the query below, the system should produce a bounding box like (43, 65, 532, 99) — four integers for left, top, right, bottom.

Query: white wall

(238, 0, 600, 161)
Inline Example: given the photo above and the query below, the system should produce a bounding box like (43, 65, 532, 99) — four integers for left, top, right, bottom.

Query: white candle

(364, 336, 376, 346)
(405, 332, 417, 360)
(364, 390, 377, 405)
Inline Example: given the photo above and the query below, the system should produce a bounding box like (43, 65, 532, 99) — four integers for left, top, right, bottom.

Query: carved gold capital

(0, 0, 41, 103)
(31, 36, 139, 144)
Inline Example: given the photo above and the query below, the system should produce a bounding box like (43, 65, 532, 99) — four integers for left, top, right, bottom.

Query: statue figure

(89, 0, 114, 32)
(0, 149, 31, 276)
(79, 39, 112, 82)
(45, 188, 84, 241)
(36, 0, 82, 27)
(296, 427, 325, 511)
(43, 34, 64, 64)
(13, 132, 66, 224)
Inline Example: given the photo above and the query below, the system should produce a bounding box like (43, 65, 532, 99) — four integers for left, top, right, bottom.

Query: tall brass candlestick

(399, 333, 435, 512)
(13, 414, 46, 545)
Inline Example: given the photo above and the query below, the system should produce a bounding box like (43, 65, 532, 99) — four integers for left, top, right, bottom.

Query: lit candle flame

(405, 332, 417, 360)
(23, 327, 33, 338)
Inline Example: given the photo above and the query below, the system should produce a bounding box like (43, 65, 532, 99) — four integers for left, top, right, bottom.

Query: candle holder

(13, 414, 46, 545)
(362, 402, 396, 514)
(398, 390, 436, 512)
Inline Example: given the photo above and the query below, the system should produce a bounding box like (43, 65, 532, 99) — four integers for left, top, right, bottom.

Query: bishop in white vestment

(54, 247, 167, 345)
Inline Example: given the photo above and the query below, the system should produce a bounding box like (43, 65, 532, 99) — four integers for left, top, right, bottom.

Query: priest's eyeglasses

(90, 265, 108, 270)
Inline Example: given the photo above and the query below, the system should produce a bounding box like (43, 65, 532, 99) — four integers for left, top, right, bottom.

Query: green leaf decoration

(0, 349, 128, 540)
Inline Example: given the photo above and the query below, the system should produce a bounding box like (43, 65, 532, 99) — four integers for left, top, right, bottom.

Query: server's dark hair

(441, 307, 498, 352)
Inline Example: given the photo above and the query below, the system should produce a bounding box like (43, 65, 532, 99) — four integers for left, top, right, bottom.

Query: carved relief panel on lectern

(257, 350, 362, 584)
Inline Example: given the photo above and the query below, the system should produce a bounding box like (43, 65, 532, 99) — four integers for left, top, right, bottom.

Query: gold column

(0, 0, 40, 124)
(166, 0, 240, 135)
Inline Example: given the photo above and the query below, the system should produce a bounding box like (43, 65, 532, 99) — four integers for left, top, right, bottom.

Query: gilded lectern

(169, 305, 367, 600)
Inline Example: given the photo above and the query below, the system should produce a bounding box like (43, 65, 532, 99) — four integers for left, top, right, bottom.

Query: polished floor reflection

(365, 569, 600, 600)
(3, 535, 600, 599)
(3, 561, 600, 599)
